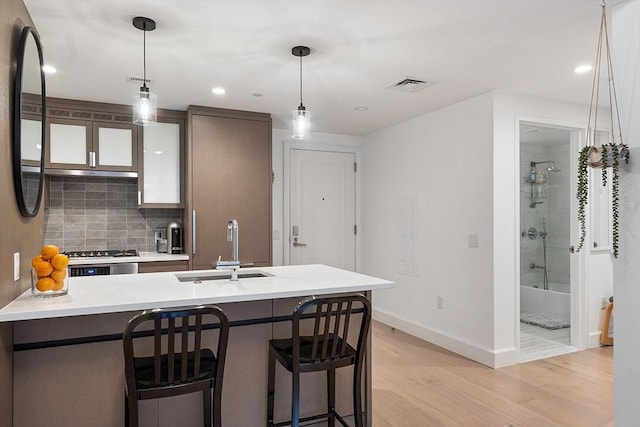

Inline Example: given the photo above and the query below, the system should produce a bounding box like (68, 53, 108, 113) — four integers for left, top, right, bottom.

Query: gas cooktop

(64, 249, 139, 258)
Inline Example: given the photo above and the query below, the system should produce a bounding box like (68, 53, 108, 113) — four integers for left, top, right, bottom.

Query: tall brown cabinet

(186, 106, 272, 270)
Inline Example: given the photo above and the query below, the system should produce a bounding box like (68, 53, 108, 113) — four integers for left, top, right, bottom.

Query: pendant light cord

(299, 54, 303, 107)
(143, 24, 147, 89)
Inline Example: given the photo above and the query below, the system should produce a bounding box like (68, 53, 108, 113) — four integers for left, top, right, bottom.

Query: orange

(40, 245, 60, 261)
(31, 255, 44, 268)
(51, 279, 65, 292)
(34, 261, 53, 277)
(36, 277, 55, 292)
(51, 254, 69, 270)
(50, 269, 66, 282)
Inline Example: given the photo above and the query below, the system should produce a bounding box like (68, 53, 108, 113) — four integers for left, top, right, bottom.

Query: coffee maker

(167, 222, 183, 254)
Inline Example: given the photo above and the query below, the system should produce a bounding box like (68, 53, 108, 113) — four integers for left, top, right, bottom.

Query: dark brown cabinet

(186, 106, 272, 270)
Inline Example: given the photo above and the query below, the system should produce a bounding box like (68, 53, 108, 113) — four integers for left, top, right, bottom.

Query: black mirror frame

(13, 26, 46, 218)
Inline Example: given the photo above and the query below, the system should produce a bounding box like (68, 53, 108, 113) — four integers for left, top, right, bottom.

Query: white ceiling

(23, 0, 623, 136)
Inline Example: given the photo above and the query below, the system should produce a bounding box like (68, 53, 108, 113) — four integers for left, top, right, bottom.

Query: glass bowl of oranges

(31, 245, 69, 297)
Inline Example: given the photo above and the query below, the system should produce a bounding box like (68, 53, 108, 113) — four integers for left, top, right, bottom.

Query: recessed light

(354, 107, 369, 111)
(211, 87, 226, 95)
(574, 64, 593, 74)
(154, 150, 163, 155)
(42, 64, 57, 74)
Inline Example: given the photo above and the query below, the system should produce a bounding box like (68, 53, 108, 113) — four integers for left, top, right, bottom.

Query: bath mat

(520, 312, 570, 330)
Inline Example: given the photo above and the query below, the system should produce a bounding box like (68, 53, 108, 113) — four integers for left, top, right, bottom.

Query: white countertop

(68, 252, 189, 266)
(0, 265, 393, 322)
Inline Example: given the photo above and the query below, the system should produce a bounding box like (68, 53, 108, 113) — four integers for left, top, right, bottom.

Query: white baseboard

(372, 308, 518, 368)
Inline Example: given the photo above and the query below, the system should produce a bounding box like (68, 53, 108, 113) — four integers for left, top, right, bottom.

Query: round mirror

(13, 26, 46, 218)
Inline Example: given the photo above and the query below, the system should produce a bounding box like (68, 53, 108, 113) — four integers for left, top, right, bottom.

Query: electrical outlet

(437, 296, 443, 310)
(13, 252, 20, 281)
(467, 233, 479, 248)
(601, 296, 607, 310)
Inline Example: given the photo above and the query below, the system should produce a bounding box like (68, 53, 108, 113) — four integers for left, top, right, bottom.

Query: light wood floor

(372, 321, 613, 427)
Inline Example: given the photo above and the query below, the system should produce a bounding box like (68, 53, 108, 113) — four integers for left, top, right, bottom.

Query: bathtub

(520, 282, 570, 321)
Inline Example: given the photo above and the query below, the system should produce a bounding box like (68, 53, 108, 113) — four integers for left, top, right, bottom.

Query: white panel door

(289, 149, 356, 270)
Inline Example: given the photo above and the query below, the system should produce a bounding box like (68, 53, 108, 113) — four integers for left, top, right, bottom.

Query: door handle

(569, 245, 575, 253)
(293, 237, 307, 247)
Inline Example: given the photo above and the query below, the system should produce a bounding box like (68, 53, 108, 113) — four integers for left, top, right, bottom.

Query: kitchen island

(2, 265, 393, 427)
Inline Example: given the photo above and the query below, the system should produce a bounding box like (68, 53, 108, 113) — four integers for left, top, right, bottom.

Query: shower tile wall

(44, 176, 182, 252)
(547, 144, 570, 285)
(520, 143, 570, 286)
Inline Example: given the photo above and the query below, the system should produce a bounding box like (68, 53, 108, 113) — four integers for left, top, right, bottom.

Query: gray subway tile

(64, 199, 86, 209)
(63, 182, 85, 191)
(86, 198, 107, 208)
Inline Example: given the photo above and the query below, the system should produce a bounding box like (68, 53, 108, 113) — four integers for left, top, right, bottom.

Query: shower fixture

(531, 160, 561, 172)
(528, 160, 561, 208)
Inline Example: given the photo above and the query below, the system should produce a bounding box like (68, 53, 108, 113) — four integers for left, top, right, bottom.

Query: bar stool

(267, 294, 371, 427)
(123, 305, 229, 427)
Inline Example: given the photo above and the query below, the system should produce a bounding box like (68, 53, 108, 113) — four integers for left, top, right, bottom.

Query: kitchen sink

(175, 270, 271, 282)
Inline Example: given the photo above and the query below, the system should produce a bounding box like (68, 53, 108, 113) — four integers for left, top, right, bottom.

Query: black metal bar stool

(267, 294, 371, 427)
(123, 305, 229, 427)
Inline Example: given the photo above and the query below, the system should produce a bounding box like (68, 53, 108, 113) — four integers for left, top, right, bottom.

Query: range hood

(44, 169, 138, 178)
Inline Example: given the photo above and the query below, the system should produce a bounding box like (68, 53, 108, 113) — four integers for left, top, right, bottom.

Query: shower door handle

(569, 246, 575, 253)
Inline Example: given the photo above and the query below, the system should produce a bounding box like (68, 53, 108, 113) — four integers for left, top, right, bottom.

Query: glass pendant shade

(133, 87, 157, 126)
(292, 107, 310, 139)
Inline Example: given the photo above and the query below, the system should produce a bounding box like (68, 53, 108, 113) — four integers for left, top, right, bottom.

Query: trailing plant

(576, 146, 590, 252)
(610, 143, 621, 258)
(576, 142, 630, 258)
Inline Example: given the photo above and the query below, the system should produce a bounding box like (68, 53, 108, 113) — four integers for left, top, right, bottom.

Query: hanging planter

(576, 1, 630, 259)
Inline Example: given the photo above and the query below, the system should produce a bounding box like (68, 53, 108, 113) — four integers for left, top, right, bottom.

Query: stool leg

(267, 346, 276, 427)
(327, 368, 336, 427)
(125, 392, 139, 427)
(204, 386, 212, 427)
(353, 363, 364, 427)
(291, 367, 300, 427)
(124, 393, 129, 427)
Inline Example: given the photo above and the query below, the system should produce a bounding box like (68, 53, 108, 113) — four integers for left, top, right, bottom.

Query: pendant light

(291, 46, 311, 139)
(132, 16, 157, 126)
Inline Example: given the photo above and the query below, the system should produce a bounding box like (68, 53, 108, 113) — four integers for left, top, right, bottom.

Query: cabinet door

(46, 118, 91, 169)
(92, 122, 137, 171)
(191, 114, 271, 270)
(138, 120, 183, 207)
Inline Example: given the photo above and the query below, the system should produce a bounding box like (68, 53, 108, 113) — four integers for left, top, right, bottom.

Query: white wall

(362, 92, 498, 366)
(361, 90, 613, 368)
(271, 128, 362, 266)
(612, 1, 640, 423)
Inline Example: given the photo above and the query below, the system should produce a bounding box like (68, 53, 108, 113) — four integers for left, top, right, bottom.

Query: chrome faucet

(216, 219, 240, 281)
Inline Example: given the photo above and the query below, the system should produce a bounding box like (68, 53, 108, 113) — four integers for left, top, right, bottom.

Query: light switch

(468, 233, 479, 248)
(13, 252, 20, 281)
(273, 229, 280, 240)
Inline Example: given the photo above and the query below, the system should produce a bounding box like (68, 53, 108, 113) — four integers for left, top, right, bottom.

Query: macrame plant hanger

(585, 0, 628, 168)
(577, 0, 630, 259)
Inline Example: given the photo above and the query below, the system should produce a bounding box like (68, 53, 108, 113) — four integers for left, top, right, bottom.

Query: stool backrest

(123, 305, 229, 392)
(292, 294, 371, 364)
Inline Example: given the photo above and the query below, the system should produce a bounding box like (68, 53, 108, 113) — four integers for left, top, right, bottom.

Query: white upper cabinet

(46, 118, 137, 172)
(138, 119, 183, 207)
(48, 119, 90, 167)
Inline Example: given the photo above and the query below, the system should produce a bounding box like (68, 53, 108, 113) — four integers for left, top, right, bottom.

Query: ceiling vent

(386, 77, 435, 92)
(126, 76, 152, 85)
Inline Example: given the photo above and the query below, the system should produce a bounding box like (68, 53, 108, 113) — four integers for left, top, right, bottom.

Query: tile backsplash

(44, 176, 182, 252)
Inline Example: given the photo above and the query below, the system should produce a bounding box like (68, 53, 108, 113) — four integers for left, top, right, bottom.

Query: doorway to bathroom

(519, 121, 580, 362)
